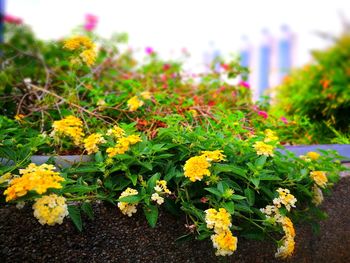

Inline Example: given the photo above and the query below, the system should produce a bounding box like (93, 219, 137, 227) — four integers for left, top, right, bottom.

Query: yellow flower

(273, 188, 297, 211)
(183, 155, 211, 182)
(80, 48, 97, 66)
(188, 109, 198, 117)
(306, 151, 320, 160)
(154, 180, 171, 194)
(51, 115, 85, 146)
(32, 194, 68, 226)
(3, 163, 64, 202)
(106, 135, 142, 158)
(211, 230, 238, 256)
(63, 36, 97, 66)
(312, 185, 324, 206)
(63, 36, 94, 50)
(274, 216, 296, 259)
(140, 91, 152, 100)
(117, 188, 138, 217)
(127, 96, 144, 111)
(253, 141, 274, 156)
(83, 133, 106, 154)
(201, 150, 226, 162)
(310, 171, 328, 188)
(205, 208, 232, 233)
(151, 193, 164, 205)
(107, 126, 126, 138)
(264, 129, 279, 142)
(275, 236, 295, 259)
(14, 114, 25, 123)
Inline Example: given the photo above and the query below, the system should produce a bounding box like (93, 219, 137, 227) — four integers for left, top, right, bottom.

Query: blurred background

(2, 0, 350, 98)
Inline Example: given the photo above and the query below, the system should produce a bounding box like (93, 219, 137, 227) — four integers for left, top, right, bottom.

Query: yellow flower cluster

(106, 135, 142, 158)
(140, 91, 152, 100)
(274, 216, 296, 259)
(3, 163, 64, 202)
(253, 141, 274, 157)
(106, 126, 126, 138)
(211, 230, 238, 256)
(205, 208, 232, 232)
(151, 180, 171, 205)
(312, 184, 324, 206)
(184, 155, 211, 182)
(184, 150, 225, 182)
(83, 133, 106, 154)
(127, 96, 144, 111)
(32, 194, 68, 226)
(306, 151, 320, 160)
(51, 115, 85, 146)
(201, 150, 226, 162)
(117, 188, 139, 217)
(264, 129, 279, 142)
(273, 188, 297, 211)
(310, 171, 328, 188)
(63, 36, 97, 66)
(205, 208, 237, 256)
(261, 188, 296, 259)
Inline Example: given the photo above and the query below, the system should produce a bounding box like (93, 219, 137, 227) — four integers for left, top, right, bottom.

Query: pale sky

(6, 0, 350, 72)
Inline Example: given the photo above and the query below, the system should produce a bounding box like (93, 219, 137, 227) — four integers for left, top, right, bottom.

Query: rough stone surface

(1, 177, 349, 263)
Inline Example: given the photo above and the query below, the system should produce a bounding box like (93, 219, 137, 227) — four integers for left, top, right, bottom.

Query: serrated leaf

(68, 205, 82, 231)
(143, 204, 158, 228)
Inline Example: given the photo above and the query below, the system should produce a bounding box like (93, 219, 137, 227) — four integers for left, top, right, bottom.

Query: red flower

(238, 81, 250, 89)
(84, 14, 98, 31)
(4, 14, 23, 25)
(258, 111, 268, 119)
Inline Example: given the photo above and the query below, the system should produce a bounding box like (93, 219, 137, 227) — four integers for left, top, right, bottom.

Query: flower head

(140, 91, 152, 100)
(51, 115, 85, 146)
(107, 126, 126, 138)
(273, 188, 297, 211)
(4, 163, 64, 202)
(312, 185, 324, 206)
(205, 208, 232, 233)
(127, 96, 144, 111)
(154, 180, 171, 194)
(117, 188, 139, 217)
(84, 14, 98, 31)
(211, 230, 238, 256)
(306, 151, 320, 161)
(201, 150, 226, 162)
(32, 194, 68, 226)
(253, 141, 274, 157)
(151, 193, 164, 205)
(63, 36, 97, 66)
(264, 129, 279, 142)
(83, 133, 106, 154)
(183, 155, 211, 182)
(310, 171, 328, 188)
(258, 111, 268, 119)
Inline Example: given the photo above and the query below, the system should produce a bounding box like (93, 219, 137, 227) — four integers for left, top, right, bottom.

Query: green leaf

(231, 194, 246, 200)
(214, 164, 247, 177)
(81, 202, 94, 220)
(127, 173, 138, 186)
(61, 185, 98, 194)
(95, 151, 104, 163)
(68, 205, 82, 231)
(244, 188, 255, 206)
(118, 195, 143, 203)
(222, 201, 235, 214)
(235, 203, 253, 213)
(255, 155, 267, 168)
(259, 174, 282, 181)
(204, 187, 222, 197)
(143, 204, 159, 228)
(147, 173, 161, 192)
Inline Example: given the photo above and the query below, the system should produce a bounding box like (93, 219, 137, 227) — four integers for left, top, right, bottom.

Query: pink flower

(145, 47, 154, 55)
(258, 111, 268, 119)
(4, 14, 23, 25)
(84, 14, 98, 31)
(280, 116, 288, 124)
(238, 81, 250, 89)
